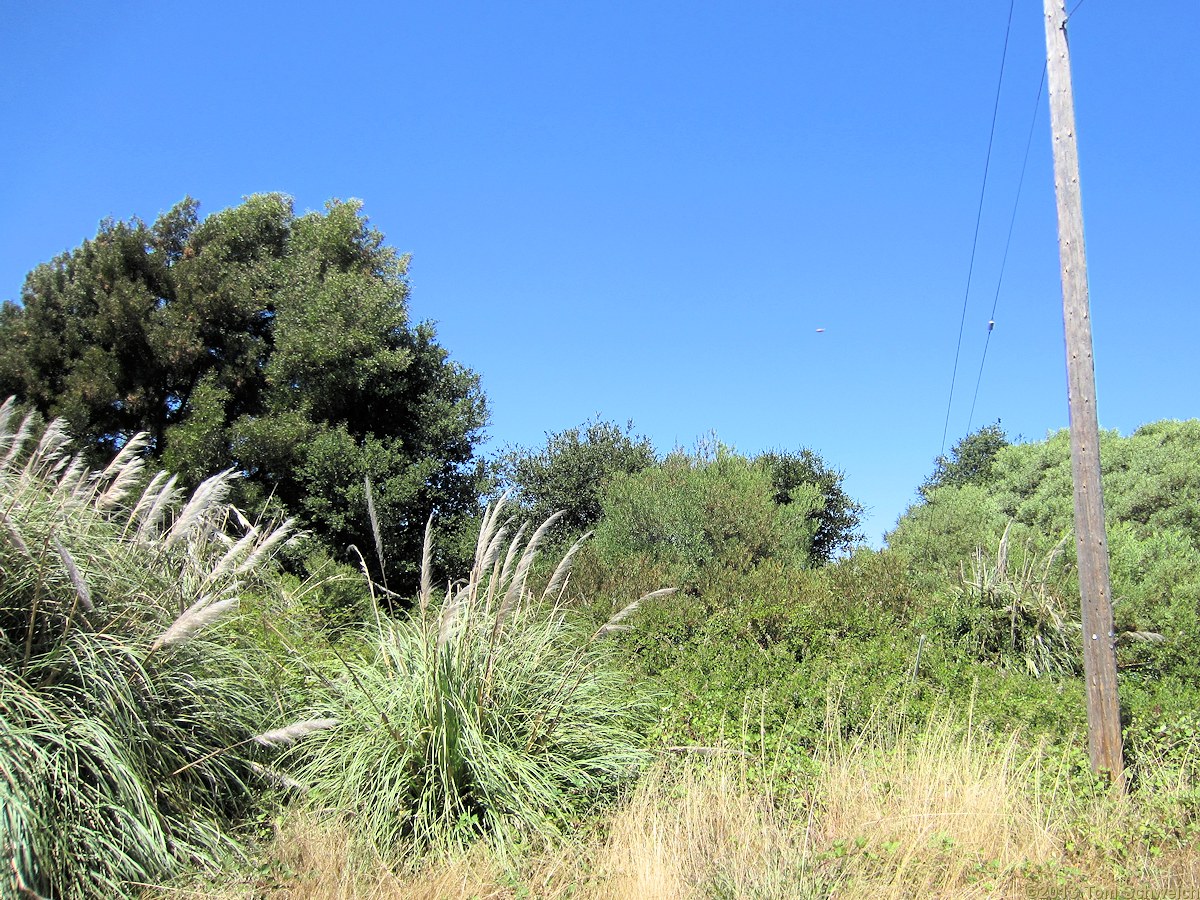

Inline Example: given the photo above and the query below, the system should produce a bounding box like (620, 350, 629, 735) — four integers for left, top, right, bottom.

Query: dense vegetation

(3, 197, 1200, 898)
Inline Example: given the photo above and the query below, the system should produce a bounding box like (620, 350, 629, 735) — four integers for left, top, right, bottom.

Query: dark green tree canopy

(498, 418, 657, 536)
(754, 448, 864, 563)
(919, 421, 1010, 500)
(0, 195, 488, 590)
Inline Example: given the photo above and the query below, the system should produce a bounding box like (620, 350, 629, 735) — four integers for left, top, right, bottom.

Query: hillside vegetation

(2, 197, 1199, 898)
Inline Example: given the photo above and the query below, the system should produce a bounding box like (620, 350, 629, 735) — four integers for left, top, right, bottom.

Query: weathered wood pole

(1043, 0, 1124, 787)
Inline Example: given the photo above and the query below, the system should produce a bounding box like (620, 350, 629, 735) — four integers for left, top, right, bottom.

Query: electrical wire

(966, 62, 1048, 432)
(938, 0, 1017, 460)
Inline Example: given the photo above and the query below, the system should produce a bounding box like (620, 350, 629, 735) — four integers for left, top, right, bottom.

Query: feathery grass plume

(94, 433, 150, 510)
(542, 530, 592, 601)
(0, 401, 297, 899)
(254, 718, 340, 748)
(0, 396, 26, 456)
(202, 513, 296, 587)
(1118, 630, 1166, 644)
(164, 469, 236, 550)
(419, 514, 434, 618)
(22, 417, 71, 481)
(594, 587, 678, 639)
(51, 454, 90, 504)
(208, 524, 264, 585)
(0, 410, 35, 470)
(52, 536, 93, 613)
(488, 519, 530, 629)
(126, 471, 181, 540)
(958, 526, 1078, 678)
(470, 495, 512, 588)
(151, 596, 239, 651)
(498, 510, 564, 624)
(1, 508, 30, 556)
(364, 475, 387, 588)
(236, 517, 295, 576)
(246, 761, 308, 792)
(284, 503, 658, 858)
(436, 594, 465, 652)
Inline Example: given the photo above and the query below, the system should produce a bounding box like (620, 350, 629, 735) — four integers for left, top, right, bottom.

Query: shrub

(886, 482, 1012, 587)
(497, 417, 657, 539)
(591, 445, 821, 592)
(284, 501, 660, 856)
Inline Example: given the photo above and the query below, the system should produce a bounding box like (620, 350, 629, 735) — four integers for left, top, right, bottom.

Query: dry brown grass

(578, 756, 817, 899)
(811, 714, 1058, 899)
(150, 713, 1200, 900)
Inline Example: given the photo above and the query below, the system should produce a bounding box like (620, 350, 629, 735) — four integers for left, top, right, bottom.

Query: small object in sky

(988, 320, 995, 331)
(815, 328, 825, 333)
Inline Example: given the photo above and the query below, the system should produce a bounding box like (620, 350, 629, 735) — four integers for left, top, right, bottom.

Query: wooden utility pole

(1043, 0, 1124, 787)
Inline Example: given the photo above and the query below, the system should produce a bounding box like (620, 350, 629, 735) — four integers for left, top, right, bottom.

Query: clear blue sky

(2, 2, 1197, 545)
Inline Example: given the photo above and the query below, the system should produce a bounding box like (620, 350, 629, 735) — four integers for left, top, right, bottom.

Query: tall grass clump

(0, 398, 298, 898)
(285, 499, 663, 858)
(952, 524, 1080, 678)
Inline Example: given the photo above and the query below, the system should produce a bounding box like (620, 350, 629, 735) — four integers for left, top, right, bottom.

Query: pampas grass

(282, 497, 661, 858)
(0, 397, 297, 899)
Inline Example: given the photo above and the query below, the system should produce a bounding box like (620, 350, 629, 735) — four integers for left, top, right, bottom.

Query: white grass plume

(470, 496, 512, 588)
(22, 418, 71, 480)
(124, 471, 180, 538)
(94, 433, 150, 510)
(164, 469, 236, 550)
(208, 524, 262, 584)
(52, 536, 93, 612)
(151, 596, 239, 651)
(364, 476, 386, 581)
(247, 761, 309, 792)
(437, 594, 465, 652)
(0, 407, 35, 469)
(500, 511, 564, 616)
(235, 517, 295, 575)
(542, 531, 592, 602)
(493, 520, 529, 609)
(253, 718, 340, 748)
(594, 587, 677, 639)
(419, 514, 434, 618)
(1, 509, 30, 556)
(52, 455, 90, 502)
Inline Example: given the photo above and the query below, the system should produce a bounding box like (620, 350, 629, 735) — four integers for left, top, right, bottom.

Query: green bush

(591, 444, 821, 592)
(949, 526, 1080, 679)
(608, 548, 927, 752)
(497, 417, 657, 539)
(886, 483, 1012, 587)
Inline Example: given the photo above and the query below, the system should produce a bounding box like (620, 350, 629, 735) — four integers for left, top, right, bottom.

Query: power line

(938, 0, 1017, 459)
(966, 62, 1048, 432)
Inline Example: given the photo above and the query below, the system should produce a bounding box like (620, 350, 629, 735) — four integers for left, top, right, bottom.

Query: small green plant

(285, 499, 663, 857)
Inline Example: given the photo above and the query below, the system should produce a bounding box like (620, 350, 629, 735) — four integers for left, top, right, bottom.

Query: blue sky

(2, 2, 1197, 545)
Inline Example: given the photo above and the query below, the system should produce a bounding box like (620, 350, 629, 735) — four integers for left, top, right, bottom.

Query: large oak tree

(0, 195, 488, 590)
